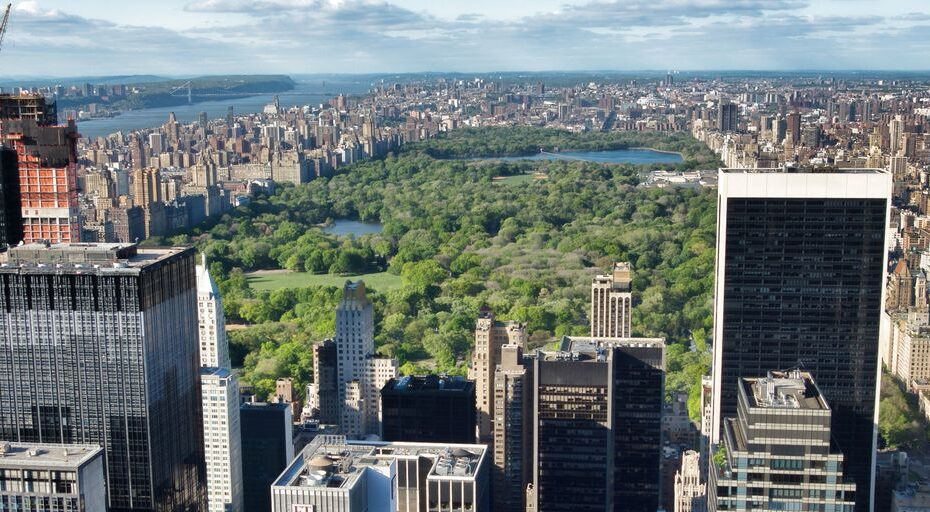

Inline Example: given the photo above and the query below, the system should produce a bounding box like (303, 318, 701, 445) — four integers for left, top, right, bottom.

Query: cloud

(3, 0, 930, 76)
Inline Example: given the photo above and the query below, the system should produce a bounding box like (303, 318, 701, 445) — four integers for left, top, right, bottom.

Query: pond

(323, 219, 383, 237)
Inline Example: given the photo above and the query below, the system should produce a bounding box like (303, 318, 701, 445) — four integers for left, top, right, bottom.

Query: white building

(201, 368, 244, 512)
(335, 281, 397, 438)
(197, 256, 231, 368)
(590, 261, 633, 338)
(270, 435, 489, 512)
(674, 450, 705, 512)
(197, 255, 243, 512)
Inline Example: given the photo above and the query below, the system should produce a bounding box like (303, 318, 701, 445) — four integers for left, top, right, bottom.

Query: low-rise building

(270, 435, 489, 512)
(0, 442, 106, 512)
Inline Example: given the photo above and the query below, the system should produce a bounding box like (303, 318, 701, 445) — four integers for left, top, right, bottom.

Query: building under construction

(0, 93, 80, 243)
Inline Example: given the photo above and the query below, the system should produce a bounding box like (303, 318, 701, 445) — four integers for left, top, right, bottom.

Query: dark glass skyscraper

(0, 242, 206, 512)
(0, 146, 23, 247)
(711, 167, 891, 512)
(531, 336, 665, 512)
(380, 375, 476, 443)
(240, 402, 293, 512)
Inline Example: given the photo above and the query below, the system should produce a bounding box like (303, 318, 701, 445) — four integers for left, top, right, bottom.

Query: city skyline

(4, 0, 930, 76)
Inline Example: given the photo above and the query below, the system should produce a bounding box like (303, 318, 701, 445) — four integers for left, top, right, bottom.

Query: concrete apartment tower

(469, 308, 527, 444)
(590, 262, 633, 338)
(335, 280, 397, 438)
(197, 255, 243, 512)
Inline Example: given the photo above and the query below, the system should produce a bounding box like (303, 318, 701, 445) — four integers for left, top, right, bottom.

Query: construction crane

(0, 3, 11, 56)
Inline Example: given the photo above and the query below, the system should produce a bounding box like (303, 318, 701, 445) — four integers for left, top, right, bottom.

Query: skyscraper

(0, 146, 23, 247)
(711, 166, 891, 512)
(590, 261, 634, 338)
(0, 94, 80, 243)
(717, 99, 738, 132)
(197, 256, 231, 368)
(0, 242, 206, 511)
(311, 338, 340, 424)
(493, 343, 533, 512)
(201, 368, 244, 512)
(708, 371, 856, 512)
(240, 402, 294, 512)
(469, 308, 527, 444)
(674, 450, 705, 512)
(380, 375, 476, 443)
(335, 280, 397, 438)
(531, 336, 665, 512)
(196, 256, 242, 512)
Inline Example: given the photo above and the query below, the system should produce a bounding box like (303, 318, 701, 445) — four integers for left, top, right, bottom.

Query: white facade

(590, 262, 633, 338)
(335, 281, 397, 438)
(674, 450, 705, 512)
(197, 255, 242, 512)
(197, 256, 231, 368)
(201, 368, 244, 512)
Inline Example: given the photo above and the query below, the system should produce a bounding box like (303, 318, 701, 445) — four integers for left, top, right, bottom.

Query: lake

(74, 79, 374, 139)
(472, 148, 683, 165)
(323, 220, 383, 237)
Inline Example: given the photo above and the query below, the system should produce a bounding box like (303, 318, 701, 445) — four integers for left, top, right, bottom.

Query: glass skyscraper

(711, 167, 891, 512)
(0, 243, 206, 512)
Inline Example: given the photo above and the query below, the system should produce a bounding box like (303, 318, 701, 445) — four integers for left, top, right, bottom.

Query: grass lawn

(247, 270, 403, 292)
(492, 173, 544, 185)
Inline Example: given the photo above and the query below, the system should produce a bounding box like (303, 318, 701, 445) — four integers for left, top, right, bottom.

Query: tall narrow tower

(590, 261, 633, 338)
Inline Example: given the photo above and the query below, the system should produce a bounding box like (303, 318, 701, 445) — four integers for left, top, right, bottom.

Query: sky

(3, 0, 930, 77)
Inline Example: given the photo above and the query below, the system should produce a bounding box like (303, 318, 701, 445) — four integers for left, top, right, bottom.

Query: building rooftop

(382, 375, 474, 394)
(0, 442, 102, 469)
(0, 243, 193, 274)
(201, 367, 232, 379)
(557, 335, 665, 355)
(744, 370, 828, 410)
(720, 165, 886, 174)
(592, 261, 633, 291)
(273, 435, 487, 490)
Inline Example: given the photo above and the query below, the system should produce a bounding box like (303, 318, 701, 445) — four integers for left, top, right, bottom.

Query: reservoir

(323, 220, 384, 237)
(471, 148, 683, 165)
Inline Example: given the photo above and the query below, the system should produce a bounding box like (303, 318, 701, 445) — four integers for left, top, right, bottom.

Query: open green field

(247, 270, 403, 292)
(493, 173, 545, 185)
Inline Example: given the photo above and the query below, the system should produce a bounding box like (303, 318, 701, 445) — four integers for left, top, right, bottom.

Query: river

(74, 79, 374, 139)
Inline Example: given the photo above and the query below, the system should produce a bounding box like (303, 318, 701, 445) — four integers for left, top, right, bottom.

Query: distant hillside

(53, 75, 296, 111)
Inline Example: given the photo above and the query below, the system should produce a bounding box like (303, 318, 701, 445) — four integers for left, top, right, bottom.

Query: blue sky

(4, 0, 930, 76)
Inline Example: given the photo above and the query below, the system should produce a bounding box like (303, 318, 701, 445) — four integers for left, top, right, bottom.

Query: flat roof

(0, 443, 102, 470)
(273, 435, 487, 490)
(0, 243, 193, 275)
(720, 166, 886, 175)
(383, 375, 474, 393)
(743, 371, 829, 411)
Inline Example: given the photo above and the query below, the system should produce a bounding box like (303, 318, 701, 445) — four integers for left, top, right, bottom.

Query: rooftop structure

(271, 435, 489, 512)
(709, 371, 856, 512)
(0, 442, 102, 468)
(0, 442, 106, 512)
(745, 370, 830, 410)
(1, 242, 190, 272)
